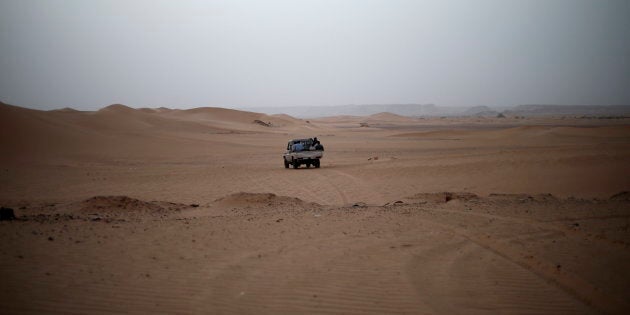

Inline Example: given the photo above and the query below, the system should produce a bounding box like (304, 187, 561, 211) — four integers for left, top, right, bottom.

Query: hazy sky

(1, 0, 629, 110)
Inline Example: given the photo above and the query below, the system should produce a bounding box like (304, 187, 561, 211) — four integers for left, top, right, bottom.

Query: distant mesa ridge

(243, 104, 630, 118)
(504, 104, 630, 116)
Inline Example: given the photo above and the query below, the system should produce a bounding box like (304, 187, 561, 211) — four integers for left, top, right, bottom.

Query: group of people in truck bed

(291, 137, 324, 152)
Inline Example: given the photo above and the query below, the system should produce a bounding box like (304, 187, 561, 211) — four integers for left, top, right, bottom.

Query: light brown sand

(1, 102, 629, 314)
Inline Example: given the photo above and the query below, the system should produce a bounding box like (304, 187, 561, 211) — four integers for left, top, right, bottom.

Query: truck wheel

(293, 161, 300, 169)
(314, 160, 320, 168)
(306, 163, 311, 168)
(284, 160, 289, 168)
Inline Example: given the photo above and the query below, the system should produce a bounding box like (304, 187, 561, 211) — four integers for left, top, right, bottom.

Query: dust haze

(1, 0, 629, 110)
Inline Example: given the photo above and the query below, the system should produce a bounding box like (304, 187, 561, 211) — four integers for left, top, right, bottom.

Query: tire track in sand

(244, 166, 384, 205)
(405, 206, 629, 314)
(189, 209, 603, 314)
(407, 239, 591, 314)
(310, 168, 386, 205)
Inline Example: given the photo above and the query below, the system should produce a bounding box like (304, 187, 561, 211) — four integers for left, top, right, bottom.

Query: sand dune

(0, 102, 310, 163)
(214, 192, 313, 207)
(364, 111, 418, 123)
(1, 102, 629, 314)
(161, 106, 306, 130)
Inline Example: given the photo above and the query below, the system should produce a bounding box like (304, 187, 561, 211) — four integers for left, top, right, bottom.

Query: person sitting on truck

(312, 137, 324, 151)
(308, 137, 318, 150)
(292, 142, 304, 152)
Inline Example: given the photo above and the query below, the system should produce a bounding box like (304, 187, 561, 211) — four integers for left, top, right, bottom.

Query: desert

(1, 101, 629, 314)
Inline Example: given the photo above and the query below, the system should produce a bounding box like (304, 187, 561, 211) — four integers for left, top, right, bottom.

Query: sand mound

(80, 195, 160, 212)
(610, 191, 630, 201)
(77, 196, 186, 215)
(407, 192, 479, 203)
(488, 193, 559, 202)
(214, 192, 315, 207)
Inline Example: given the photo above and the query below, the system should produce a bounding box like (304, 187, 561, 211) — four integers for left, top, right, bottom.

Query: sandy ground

(1, 102, 629, 314)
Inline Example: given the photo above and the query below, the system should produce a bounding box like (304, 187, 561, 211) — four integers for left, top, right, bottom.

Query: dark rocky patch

(0, 207, 15, 221)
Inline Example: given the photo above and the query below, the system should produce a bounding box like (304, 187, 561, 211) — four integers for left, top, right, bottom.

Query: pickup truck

(283, 138, 324, 169)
